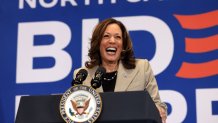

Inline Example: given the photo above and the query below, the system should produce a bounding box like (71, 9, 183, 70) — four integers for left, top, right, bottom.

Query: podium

(15, 91, 161, 123)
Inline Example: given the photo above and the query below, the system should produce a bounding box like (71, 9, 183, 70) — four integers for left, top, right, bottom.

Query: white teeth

(107, 47, 116, 51)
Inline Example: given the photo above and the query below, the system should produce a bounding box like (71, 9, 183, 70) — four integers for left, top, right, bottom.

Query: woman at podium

(74, 18, 167, 123)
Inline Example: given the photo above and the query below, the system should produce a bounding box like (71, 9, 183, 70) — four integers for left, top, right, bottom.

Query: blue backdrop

(0, 0, 217, 123)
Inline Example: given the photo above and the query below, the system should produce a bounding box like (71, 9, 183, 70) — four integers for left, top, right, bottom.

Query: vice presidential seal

(60, 85, 102, 123)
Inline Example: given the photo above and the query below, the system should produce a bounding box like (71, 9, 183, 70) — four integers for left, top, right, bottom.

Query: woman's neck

(102, 62, 118, 73)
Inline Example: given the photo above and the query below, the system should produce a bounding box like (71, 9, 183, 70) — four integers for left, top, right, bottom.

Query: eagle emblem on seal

(70, 94, 91, 118)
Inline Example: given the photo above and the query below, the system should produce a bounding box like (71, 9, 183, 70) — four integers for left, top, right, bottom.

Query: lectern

(15, 91, 161, 123)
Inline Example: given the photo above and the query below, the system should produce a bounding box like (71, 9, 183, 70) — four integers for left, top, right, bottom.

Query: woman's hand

(157, 106, 167, 123)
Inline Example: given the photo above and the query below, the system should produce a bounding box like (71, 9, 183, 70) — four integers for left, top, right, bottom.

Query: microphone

(72, 69, 88, 86)
(91, 66, 106, 89)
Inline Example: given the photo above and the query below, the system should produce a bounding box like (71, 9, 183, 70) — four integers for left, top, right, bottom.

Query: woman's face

(100, 23, 123, 64)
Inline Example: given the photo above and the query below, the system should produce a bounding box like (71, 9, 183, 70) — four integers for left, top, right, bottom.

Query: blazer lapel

(114, 62, 138, 92)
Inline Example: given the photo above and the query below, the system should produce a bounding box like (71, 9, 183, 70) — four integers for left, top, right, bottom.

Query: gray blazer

(74, 59, 167, 111)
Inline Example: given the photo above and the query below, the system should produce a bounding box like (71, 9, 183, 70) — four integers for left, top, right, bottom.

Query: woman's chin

(106, 59, 118, 63)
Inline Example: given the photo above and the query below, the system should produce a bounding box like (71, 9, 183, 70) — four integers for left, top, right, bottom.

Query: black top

(102, 71, 117, 92)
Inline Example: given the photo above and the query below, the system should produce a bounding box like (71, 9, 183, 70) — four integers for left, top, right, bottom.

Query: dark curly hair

(85, 18, 136, 69)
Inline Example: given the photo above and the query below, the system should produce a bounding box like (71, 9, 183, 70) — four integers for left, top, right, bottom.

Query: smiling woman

(73, 18, 167, 123)
(85, 18, 135, 70)
(99, 23, 123, 72)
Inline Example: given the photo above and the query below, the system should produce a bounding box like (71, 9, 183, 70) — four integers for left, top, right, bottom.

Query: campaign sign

(0, 0, 217, 123)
